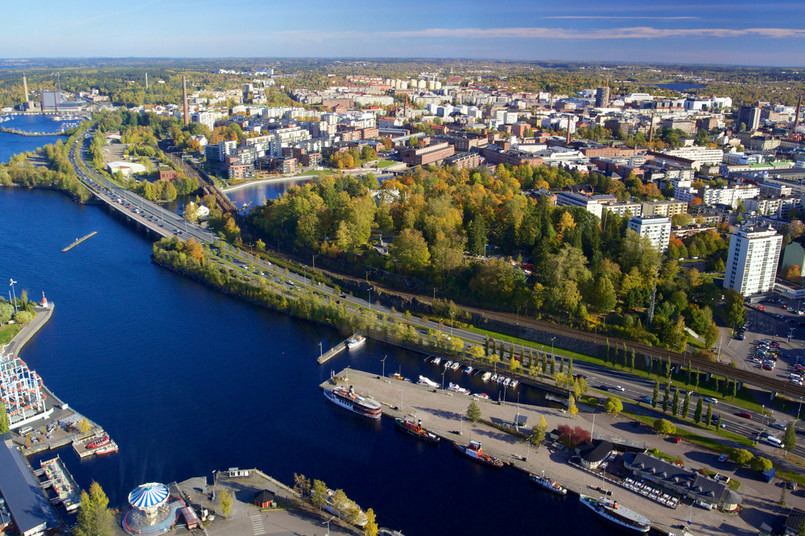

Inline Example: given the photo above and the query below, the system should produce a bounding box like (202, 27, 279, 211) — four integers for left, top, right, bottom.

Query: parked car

(758, 305, 766, 310)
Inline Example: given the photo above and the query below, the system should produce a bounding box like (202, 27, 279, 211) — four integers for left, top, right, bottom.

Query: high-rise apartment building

(627, 216, 671, 253)
(723, 226, 783, 296)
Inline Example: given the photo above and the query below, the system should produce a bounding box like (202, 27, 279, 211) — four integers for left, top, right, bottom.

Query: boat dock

(72, 431, 118, 458)
(318, 368, 719, 535)
(38, 456, 81, 512)
(317, 339, 349, 365)
(62, 231, 97, 252)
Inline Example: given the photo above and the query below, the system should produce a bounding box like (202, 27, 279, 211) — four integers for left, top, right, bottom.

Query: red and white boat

(86, 435, 110, 449)
(323, 386, 382, 419)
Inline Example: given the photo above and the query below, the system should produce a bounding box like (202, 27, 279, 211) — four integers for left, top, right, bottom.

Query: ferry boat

(86, 435, 110, 449)
(324, 488, 368, 527)
(417, 375, 439, 388)
(529, 473, 567, 496)
(579, 495, 651, 533)
(394, 417, 440, 444)
(481, 371, 492, 381)
(323, 386, 382, 419)
(346, 335, 366, 349)
(453, 440, 504, 468)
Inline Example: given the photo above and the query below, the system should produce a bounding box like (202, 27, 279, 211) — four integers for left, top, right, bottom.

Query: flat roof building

(628, 215, 672, 253)
(724, 226, 783, 296)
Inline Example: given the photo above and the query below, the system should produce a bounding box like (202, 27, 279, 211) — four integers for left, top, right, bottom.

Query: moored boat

(481, 371, 492, 381)
(444, 360, 453, 368)
(453, 440, 504, 468)
(323, 386, 382, 419)
(394, 417, 440, 444)
(448, 382, 469, 394)
(529, 473, 567, 495)
(95, 441, 119, 455)
(510, 379, 519, 388)
(86, 435, 110, 449)
(417, 375, 439, 388)
(472, 392, 489, 399)
(432, 357, 441, 365)
(465, 366, 474, 374)
(346, 335, 366, 349)
(451, 362, 461, 371)
(579, 495, 651, 533)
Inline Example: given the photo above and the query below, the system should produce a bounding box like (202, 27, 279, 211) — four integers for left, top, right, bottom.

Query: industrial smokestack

(40, 87, 45, 115)
(22, 73, 29, 104)
(794, 95, 802, 132)
(182, 76, 189, 126)
(566, 120, 571, 145)
(648, 114, 655, 144)
(145, 72, 149, 90)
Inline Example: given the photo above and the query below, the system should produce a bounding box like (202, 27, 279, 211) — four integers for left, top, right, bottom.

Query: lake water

(0, 115, 70, 163)
(225, 177, 315, 209)
(0, 186, 622, 535)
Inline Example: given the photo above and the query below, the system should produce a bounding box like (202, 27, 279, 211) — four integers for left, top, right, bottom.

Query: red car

(736, 412, 752, 419)
(758, 305, 766, 311)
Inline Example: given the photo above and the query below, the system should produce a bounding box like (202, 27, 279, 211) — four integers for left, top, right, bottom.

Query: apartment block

(723, 226, 783, 296)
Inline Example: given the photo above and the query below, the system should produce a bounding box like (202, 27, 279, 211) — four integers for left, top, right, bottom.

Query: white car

(703, 397, 718, 404)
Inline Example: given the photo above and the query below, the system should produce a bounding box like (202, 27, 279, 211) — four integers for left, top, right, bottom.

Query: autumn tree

(74, 481, 114, 536)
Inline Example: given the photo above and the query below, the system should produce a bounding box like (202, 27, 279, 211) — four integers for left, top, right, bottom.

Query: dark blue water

(1, 187, 621, 536)
(651, 83, 705, 92)
(0, 115, 70, 163)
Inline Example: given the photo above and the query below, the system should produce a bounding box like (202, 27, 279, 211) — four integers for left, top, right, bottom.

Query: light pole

(323, 515, 335, 536)
(799, 397, 803, 420)
(381, 355, 387, 378)
(441, 368, 447, 391)
(450, 311, 455, 337)
(550, 336, 556, 360)
(319, 341, 323, 358)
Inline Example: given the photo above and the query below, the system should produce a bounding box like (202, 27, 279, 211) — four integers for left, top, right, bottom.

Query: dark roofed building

(783, 508, 805, 536)
(577, 439, 614, 469)
(623, 452, 737, 510)
(0, 438, 61, 536)
(254, 490, 275, 509)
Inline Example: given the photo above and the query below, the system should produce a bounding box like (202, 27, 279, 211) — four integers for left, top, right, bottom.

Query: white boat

(503, 378, 511, 387)
(448, 382, 470, 394)
(444, 360, 453, 368)
(465, 366, 474, 374)
(417, 375, 439, 388)
(451, 362, 461, 371)
(346, 335, 366, 349)
(481, 371, 492, 381)
(490, 373, 498, 382)
(432, 357, 441, 365)
(323, 386, 382, 419)
(473, 393, 489, 399)
(579, 495, 651, 533)
(510, 380, 519, 389)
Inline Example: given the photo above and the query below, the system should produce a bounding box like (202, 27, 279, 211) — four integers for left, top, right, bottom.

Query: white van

(18, 426, 33, 435)
(766, 436, 783, 448)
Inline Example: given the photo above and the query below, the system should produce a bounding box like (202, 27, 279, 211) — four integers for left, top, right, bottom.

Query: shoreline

(3, 303, 54, 356)
(222, 174, 318, 193)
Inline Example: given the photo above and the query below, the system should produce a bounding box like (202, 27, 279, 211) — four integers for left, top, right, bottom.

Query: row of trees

(293, 474, 378, 535)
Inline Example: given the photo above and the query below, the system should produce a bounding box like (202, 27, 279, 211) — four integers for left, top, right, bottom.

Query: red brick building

(400, 142, 455, 166)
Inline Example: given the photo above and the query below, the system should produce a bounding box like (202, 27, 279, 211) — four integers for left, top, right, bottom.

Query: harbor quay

(322, 367, 801, 536)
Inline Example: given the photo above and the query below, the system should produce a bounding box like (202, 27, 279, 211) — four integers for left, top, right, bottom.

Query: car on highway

(639, 396, 652, 404)
(772, 422, 788, 430)
(703, 396, 718, 404)
(736, 412, 752, 419)
(611, 385, 625, 392)
(718, 454, 728, 463)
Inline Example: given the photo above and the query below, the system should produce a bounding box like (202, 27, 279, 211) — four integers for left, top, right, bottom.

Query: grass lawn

(376, 160, 396, 168)
(0, 324, 22, 346)
(297, 170, 334, 176)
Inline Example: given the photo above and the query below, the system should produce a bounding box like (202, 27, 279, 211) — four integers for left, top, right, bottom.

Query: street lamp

(441, 368, 447, 391)
(550, 336, 556, 359)
(323, 515, 335, 536)
(381, 355, 387, 379)
(450, 311, 455, 337)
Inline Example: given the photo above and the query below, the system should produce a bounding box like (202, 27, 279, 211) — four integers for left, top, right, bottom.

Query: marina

(38, 457, 81, 512)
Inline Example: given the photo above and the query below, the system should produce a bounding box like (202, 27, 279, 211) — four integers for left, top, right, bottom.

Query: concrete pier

(317, 338, 349, 364)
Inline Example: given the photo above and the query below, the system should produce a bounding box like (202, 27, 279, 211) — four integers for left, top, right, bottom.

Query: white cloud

(381, 26, 805, 40)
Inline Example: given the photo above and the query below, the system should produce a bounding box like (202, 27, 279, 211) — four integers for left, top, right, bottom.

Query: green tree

(785, 421, 798, 453)
(13, 310, 32, 323)
(0, 403, 8, 434)
(672, 388, 679, 416)
(653, 418, 676, 435)
(652, 380, 659, 408)
(219, 489, 233, 516)
(751, 456, 773, 472)
(0, 302, 13, 324)
(605, 397, 623, 415)
(694, 397, 703, 424)
(717, 414, 723, 429)
(73, 481, 114, 536)
(390, 228, 431, 273)
(724, 289, 747, 330)
(550, 355, 556, 375)
(629, 349, 635, 372)
(311, 479, 328, 509)
(730, 448, 754, 466)
(467, 400, 482, 422)
(293, 473, 311, 500)
(530, 421, 547, 446)
(705, 402, 714, 429)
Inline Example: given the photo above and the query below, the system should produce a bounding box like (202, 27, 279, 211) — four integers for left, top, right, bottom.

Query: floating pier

(39, 456, 82, 512)
(62, 231, 97, 252)
(73, 431, 118, 458)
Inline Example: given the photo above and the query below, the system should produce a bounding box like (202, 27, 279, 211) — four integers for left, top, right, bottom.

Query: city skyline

(3, 0, 805, 66)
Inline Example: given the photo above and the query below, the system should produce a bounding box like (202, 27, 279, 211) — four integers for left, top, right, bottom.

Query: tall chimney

(182, 76, 189, 126)
(145, 72, 149, 90)
(794, 95, 802, 132)
(648, 114, 655, 144)
(22, 73, 29, 104)
(565, 120, 571, 145)
(40, 87, 45, 115)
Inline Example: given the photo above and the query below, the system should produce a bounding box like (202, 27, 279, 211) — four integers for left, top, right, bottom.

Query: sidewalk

(2, 303, 53, 356)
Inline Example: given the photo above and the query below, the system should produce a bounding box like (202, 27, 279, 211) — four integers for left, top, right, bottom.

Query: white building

(701, 185, 759, 209)
(723, 226, 783, 296)
(627, 216, 672, 253)
(661, 147, 724, 167)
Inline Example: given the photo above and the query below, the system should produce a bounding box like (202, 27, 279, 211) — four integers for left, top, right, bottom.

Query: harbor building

(724, 226, 783, 296)
(627, 216, 672, 253)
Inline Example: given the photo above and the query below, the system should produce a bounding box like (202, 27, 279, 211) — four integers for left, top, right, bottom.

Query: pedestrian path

(250, 514, 265, 536)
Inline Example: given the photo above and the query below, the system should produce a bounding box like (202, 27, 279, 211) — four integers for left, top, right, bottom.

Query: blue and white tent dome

(128, 483, 169, 510)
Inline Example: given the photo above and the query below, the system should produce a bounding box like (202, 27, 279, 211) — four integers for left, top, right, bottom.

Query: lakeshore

(321, 367, 800, 536)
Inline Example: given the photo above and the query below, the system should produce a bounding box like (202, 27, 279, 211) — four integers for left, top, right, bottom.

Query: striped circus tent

(128, 483, 169, 510)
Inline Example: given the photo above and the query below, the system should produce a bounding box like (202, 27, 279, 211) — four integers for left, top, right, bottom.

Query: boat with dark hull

(453, 440, 504, 468)
(394, 418, 440, 444)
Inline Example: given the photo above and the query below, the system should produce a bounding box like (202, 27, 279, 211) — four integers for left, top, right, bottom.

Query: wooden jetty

(62, 231, 97, 252)
(73, 431, 118, 458)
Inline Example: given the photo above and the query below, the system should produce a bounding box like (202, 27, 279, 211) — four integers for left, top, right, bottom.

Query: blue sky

(4, 0, 805, 66)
